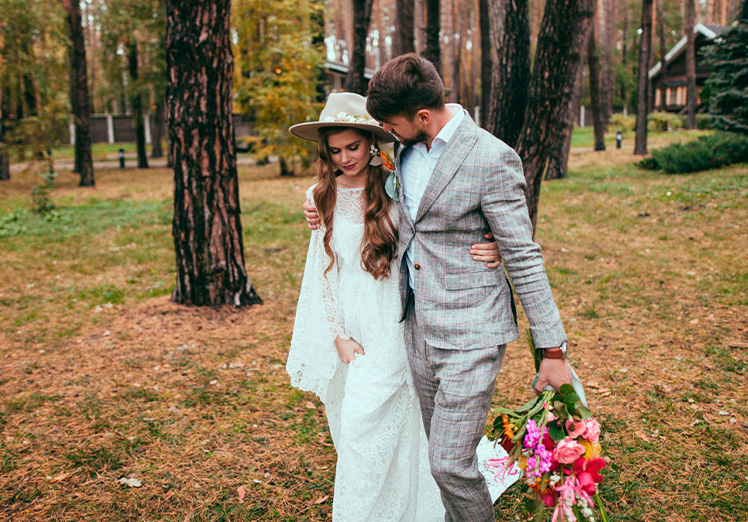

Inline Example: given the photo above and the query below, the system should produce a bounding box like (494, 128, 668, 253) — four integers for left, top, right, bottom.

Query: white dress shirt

(400, 104, 466, 288)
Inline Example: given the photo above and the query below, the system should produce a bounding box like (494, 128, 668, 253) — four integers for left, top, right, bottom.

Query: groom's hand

(303, 199, 320, 230)
(534, 357, 572, 394)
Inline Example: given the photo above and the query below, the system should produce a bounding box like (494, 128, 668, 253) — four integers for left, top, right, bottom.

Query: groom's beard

(397, 129, 430, 148)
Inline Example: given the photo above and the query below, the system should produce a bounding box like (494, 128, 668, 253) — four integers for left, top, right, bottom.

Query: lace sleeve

(286, 188, 344, 403)
(306, 184, 349, 341)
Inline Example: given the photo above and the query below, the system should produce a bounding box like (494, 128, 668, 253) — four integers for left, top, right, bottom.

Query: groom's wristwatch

(542, 342, 568, 360)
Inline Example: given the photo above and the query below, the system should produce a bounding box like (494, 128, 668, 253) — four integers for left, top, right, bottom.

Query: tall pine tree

(703, 0, 748, 134)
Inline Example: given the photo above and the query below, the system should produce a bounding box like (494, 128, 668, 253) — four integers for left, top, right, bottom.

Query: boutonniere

(384, 171, 400, 201)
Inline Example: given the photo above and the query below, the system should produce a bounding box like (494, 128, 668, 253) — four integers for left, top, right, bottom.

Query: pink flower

(547, 411, 556, 423)
(566, 419, 586, 439)
(583, 418, 601, 444)
(553, 438, 586, 464)
(541, 491, 556, 507)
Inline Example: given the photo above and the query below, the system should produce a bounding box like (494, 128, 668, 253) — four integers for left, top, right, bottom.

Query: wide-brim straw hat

(289, 92, 396, 143)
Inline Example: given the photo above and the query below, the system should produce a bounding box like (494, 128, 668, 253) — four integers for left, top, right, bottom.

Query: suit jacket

(395, 114, 567, 350)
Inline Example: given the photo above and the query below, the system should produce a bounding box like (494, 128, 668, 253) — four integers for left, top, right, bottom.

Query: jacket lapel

(394, 146, 414, 231)
(414, 116, 479, 223)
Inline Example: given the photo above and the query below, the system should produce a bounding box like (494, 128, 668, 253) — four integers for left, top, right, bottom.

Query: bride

(286, 93, 508, 521)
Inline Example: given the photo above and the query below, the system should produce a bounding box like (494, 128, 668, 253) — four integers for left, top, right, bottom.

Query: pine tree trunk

(604, 0, 615, 119)
(621, 0, 629, 111)
(657, 0, 667, 111)
(515, 0, 596, 231)
(546, 32, 589, 180)
(151, 95, 165, 158)
(479, 0, 492, 125)
(345, 0, 374, 94)
(634, 0, 653, 155)
(63, 0, 95, 186)
(129, 42, 149, 169)
(1, 86, 10, 181)
(588, 24, 606, 151)
(393, 0, 415, 56)
(445, 0, 457, 101)
(685, 0, 697, 129)
(424, 0, 441, 75)
(279, 156, 294, 176)
(166, 0, 262, 307)
(486, 0, 530, 147)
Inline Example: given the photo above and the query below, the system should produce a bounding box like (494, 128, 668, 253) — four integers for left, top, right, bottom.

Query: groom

(307, 54, 571, 521)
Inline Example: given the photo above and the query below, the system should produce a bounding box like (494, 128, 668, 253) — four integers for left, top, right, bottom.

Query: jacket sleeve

(479, 145, 567, 349)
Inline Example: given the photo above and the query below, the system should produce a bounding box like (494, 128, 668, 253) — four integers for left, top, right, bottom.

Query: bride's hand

(334, 337, 365, 364)
(303, 199, 320, 230)
(470, 233, 502, 268)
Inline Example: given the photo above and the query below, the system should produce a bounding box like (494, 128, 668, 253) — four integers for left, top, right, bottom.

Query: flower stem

(595, 492, 609, 522)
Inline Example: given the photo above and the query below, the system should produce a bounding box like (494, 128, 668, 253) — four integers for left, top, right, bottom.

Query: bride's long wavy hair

(313, 127, 398, 280)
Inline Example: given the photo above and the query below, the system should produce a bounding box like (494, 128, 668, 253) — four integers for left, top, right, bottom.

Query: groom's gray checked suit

(396, 107, 567, 522)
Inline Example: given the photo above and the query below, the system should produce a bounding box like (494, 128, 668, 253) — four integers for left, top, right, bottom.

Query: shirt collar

(405, 104, 466, 157)
(433, 104, 465, 146)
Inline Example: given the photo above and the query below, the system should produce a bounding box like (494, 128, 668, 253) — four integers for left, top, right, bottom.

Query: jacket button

(414, 263, 421, 270)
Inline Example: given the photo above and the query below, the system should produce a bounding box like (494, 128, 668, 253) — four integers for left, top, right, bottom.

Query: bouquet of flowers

(488, 334, 609, 522)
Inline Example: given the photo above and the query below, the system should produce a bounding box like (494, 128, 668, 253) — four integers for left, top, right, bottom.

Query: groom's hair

(366, 53, 445, 122)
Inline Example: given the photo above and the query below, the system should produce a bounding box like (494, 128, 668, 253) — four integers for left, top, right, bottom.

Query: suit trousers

(404, 299, 506, 522)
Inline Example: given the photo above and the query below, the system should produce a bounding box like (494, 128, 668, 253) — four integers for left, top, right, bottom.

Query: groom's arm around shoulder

(478, 136, 567, 349)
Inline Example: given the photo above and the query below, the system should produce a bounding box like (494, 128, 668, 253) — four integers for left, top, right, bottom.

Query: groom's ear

(414, 109, 431, 126)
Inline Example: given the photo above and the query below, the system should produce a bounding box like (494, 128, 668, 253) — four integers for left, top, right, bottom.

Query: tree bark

(546, 31, 589, 180)
(444, 0, 457, 101)
(1, 85, 11, 180)
(151, 95, 165, 158)
(0, 88, 10, 181)
(656, 0, 667, 111)
(634, 0, 653, 155)
(603, 0, 615, 119)
(345, 0, 374, 94)
(621, 0, 629, 111)
(423, 0, 441, 75)
(486, 0, 530, 147)
(393, 0, 416, 56)
(63, 0, 94, 187)
(588, 24, 606, 151)
(515, 0, 596, 231)
(479, 0, 492, 125)
(685, 0, 697, 129)
(166, 0, 262, 307)
(128, 42, 149, 168)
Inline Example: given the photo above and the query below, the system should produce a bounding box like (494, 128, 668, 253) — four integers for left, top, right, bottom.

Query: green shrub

(637, 156, 660, 170)
(649, 132, 748, 174)
(609, 113, 635, 132)
(648, 112, 684, 132)
(696, 114, 715, 130)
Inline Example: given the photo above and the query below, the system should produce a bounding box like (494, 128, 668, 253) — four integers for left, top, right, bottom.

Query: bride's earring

(369, 143, 384, 167)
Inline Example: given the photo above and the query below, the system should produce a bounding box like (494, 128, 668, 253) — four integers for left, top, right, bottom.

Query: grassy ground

(1, 129, 746, 521)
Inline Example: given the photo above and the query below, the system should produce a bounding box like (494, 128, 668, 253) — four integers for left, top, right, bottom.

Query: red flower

(573, 457, 606, 494)
(542, 431, 555, 451)
(500, 434, 515, 454)
(541, 491, 557, 507)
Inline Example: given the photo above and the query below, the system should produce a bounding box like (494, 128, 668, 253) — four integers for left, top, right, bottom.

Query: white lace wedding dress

(287, 186, 516, 521)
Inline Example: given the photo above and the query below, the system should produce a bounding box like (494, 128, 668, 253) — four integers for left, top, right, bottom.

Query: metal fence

(66, 114, 255, 145)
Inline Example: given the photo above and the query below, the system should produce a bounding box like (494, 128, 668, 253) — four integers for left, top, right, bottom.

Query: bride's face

(326, 129, 371, 185)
